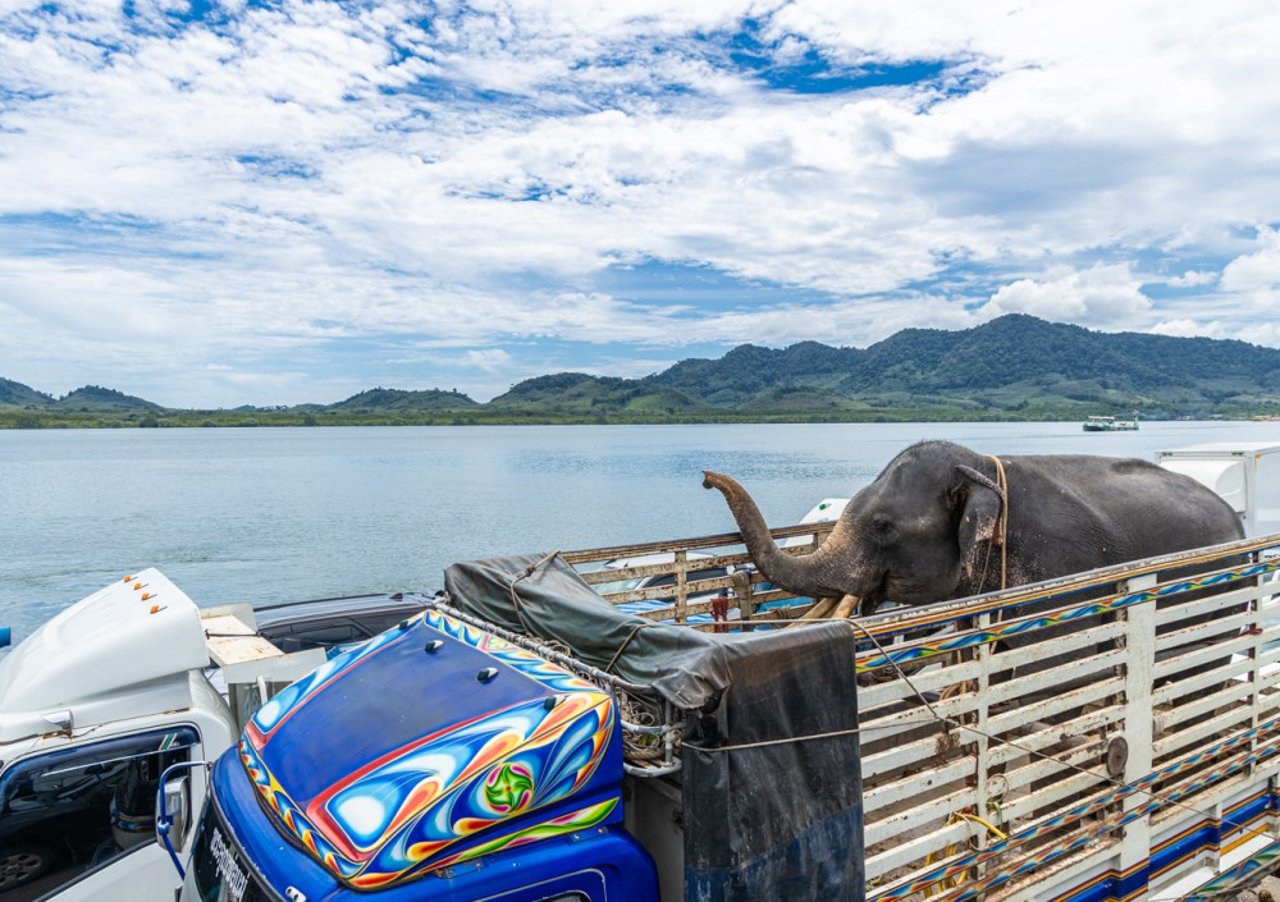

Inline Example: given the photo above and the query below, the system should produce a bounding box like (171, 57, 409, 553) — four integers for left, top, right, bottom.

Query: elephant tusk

(789, 594, 860, 627)
(831, 594, 860, 620)
(790, 596, 838, 626)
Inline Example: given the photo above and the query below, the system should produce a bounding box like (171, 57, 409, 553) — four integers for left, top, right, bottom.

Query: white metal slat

(855, 540, 1280, 899)
(986, 703, 1126, 769)
(859, 699, 1128, 784)
(1152, 656, 1257, 706)
(1152, 630, 1262, 680)
(986, 675, 1126, 735)
(864, 781, 979, 847)
(858, 658, 983, 708)
(1154, 606, 1267, 655)
(1153, 707, 1254, 759)
(859, 730, 959, 783)
(1152, 582, 1266, 629)
(863, 821, 976, 889)
(862, 758, 975, 812)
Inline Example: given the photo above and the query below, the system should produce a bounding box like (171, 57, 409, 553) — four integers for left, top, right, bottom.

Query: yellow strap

(987, 455, 1009, 590)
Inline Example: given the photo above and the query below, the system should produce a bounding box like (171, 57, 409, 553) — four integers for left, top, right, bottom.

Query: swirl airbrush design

(240, 607, 621, 889)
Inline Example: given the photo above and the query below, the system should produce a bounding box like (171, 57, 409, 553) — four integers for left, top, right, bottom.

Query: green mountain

(52, 385, 162, 412)
(0, 377, 54, 407)
(328, 387, 479, 412)
(639, 314, 1280, 416)
(653, 341, 857, 405)
(840, 315, 1276, 395)
(4, 315, 1279, 426)
(488, 373, 705, 414)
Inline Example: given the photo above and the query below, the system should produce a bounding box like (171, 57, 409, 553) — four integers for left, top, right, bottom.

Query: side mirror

(155, 759, 211, 879)
(160, 775, 191, 853)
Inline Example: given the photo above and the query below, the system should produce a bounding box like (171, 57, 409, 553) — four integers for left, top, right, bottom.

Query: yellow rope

(921, 811, 1009, 896)
(953, 811, 1008, 840)
(987, 454, 1009, 591)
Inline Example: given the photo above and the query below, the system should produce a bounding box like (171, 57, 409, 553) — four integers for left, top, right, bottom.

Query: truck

(173, 442, 1280, 902)
(0, 572, 426, 899)
(1157, 441, 1280, 538)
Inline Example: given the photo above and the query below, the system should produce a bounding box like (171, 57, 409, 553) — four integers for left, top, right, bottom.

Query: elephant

(702, 440, 1244, 617)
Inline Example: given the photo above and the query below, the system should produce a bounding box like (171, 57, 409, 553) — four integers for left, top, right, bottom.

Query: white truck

(1157, 441, 1280, 538)
(0, 571, 423, 900)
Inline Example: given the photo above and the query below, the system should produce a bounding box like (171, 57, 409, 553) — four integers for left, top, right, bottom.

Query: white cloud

(1151, 319, 1227, 339)
(3, 0, 1280, 403)
(1221, 228, 1280, 292)
(981, 264, 1151, 326)
(1151, 317, 1280, 349)
(1165, 270, 1216, 288)
(463, 348, 512, 372)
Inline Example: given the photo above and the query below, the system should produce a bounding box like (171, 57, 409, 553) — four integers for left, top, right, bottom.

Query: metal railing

(856, 533, 1280, 901)
(489, 521, 1280, 898)
(565, 521, 837, 625)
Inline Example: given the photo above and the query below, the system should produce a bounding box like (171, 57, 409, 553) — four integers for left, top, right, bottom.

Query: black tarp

(443, 553, 864, 902)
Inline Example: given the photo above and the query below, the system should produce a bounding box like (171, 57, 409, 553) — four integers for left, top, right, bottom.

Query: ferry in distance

(1083, 413, 1139, 431)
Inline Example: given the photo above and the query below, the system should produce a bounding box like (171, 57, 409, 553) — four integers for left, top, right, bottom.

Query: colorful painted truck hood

(238, 608, 622, 890)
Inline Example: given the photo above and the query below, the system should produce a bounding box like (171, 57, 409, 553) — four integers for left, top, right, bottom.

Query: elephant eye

(871, 516, 894, 536)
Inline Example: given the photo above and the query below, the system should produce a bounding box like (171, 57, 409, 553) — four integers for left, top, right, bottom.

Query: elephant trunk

(702, 470, 860, 600)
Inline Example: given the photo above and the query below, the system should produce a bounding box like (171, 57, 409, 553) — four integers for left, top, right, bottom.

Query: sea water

(2, 420, 1278, 642)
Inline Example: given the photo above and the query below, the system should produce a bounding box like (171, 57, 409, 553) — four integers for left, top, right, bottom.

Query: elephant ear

(954, 464, 1006, 581)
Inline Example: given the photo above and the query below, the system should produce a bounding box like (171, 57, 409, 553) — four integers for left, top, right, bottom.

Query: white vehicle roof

(1158, 441, 1280, 456)
(0, 568, 209, 742)
(799, 498, 848, 523)
(781, 498, 849, 548)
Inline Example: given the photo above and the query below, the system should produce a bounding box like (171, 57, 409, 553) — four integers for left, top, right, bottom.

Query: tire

(0, 842, 55, 890)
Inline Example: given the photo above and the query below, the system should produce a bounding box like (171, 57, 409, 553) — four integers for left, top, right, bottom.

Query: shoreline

(3, 411, 1277, 429)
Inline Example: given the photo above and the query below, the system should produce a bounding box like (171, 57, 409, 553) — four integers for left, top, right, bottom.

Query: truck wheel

(0, 842, 55, 889)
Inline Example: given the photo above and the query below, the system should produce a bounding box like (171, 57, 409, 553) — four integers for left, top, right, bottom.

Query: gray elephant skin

(703, 440, 1244, 616)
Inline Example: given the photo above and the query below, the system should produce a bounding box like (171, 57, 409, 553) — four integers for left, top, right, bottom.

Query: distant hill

(839, 315, 1278, 395)
(488, 373, 705, 415)
(640, 314, 1280, 416)
(328, 387, 479, 412)
(53, 385, 162, 412)
(4, 315, 1279, 425)
(652, 341, 858, 406)
(0, 377, 54, 407)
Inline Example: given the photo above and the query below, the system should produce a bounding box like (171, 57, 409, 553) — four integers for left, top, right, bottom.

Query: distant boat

(1083, 414, 1139, 432)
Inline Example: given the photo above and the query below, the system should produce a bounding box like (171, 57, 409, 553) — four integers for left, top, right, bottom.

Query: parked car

(253, 592, 429, 655)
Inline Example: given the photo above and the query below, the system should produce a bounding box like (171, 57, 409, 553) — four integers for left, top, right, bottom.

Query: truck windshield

(184, 798, 277, 902)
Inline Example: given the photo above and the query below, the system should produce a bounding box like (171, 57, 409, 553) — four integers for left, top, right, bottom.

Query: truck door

(0, 726, 198, 900)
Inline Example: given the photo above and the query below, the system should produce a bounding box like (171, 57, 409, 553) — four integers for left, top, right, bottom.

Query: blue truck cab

(181, 608, 658, 902)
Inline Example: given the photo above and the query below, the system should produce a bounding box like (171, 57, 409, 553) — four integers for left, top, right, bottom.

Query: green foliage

(0, 378, 55, 407)
(3, 315, 1279, 428)
(329, 387, 479, 412)
(489, 373, 706, 413)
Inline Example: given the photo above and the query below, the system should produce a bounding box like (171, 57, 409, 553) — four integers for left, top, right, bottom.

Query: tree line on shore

(5, 315, 1279, 428)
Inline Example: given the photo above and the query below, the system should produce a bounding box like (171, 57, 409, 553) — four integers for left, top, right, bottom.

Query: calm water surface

(3, 421, 1278, 641)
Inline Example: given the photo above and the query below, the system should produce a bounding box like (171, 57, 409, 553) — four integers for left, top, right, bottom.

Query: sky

(2, 1, 1279, 407)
